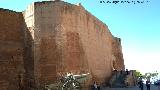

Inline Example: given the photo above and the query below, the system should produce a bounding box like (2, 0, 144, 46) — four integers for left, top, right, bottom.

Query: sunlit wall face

(66, 0, 160, 73)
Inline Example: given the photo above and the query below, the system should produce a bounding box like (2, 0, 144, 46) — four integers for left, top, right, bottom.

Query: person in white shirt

(93, 82, 98, 90)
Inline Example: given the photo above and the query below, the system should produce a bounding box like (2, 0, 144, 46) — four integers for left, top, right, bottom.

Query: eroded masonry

(0, 1, 124, 90)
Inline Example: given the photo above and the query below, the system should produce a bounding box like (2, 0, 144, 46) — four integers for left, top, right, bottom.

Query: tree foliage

(134, 70, 159, 79)
(143, 72, 159, 79)
(135, 70, 143, 79)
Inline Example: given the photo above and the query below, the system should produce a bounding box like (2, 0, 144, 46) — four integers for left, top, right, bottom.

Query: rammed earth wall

(0, 1, 124, 89)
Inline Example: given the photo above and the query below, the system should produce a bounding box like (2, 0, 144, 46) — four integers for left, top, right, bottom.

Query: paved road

(102, 85, 160, 90)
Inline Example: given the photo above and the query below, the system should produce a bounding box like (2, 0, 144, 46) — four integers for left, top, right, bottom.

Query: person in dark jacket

(146, 78, 151, 90)
(126, 69, 129, 75)
(138, 77, 143, 90)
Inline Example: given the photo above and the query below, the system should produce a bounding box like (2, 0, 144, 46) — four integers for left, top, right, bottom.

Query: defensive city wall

(0, 1, 124, 89)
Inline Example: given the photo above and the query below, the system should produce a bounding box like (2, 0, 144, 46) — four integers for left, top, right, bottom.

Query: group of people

(138, 77, 151, 90)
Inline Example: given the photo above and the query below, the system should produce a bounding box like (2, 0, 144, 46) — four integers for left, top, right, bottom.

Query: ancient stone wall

(112, 37, 125, 71)
(59, 3, 114, 84)
(23, 3, 36, 90)
(0, 9, 25, 90)
(32, 1, 117, 87)
(34, 2, 63, 88)
(0, 1, 125, 89)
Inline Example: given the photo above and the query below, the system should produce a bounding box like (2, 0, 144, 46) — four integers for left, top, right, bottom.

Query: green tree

(143, 72, 159, 80)
(134, 70, 144, 85)
(135, 70, 143, 79)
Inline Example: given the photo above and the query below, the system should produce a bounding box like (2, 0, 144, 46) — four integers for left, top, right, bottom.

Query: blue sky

(0, 0, 160, 74)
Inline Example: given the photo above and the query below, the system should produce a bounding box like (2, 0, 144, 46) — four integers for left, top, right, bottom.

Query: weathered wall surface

(59, 3, 114, 84)
(32, 1, 119, 88)
(0, 9, 25, 90)
(112, 37, 125, 71)
(0, 1, 125, 89)
(34, 2, 63, 88)
(23, 3, 36, 89)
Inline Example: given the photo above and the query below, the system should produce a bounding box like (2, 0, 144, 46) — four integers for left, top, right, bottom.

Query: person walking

(146, 78, 151, 90)
(138, 77, 143, 90)
(126, 69, 129, 75)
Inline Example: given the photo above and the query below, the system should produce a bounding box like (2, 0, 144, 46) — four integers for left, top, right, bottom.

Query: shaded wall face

(0, 10, 24, 90)
(23, 27, 35, 90)
(23, 3, 36, 89)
